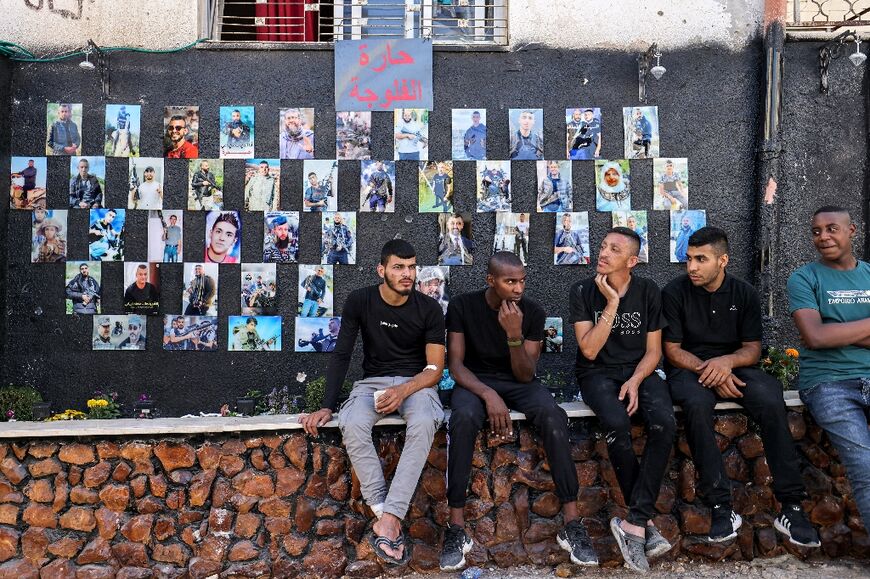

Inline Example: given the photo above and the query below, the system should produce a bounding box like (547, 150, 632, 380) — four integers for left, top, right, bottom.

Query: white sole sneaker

(774, 518, 822, 548)
(708, 513, 742, 543)
(439, 536, 473, 572)
(556, 534, 599, 567)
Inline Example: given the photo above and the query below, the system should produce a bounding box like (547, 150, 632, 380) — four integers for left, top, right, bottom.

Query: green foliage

(86, 391, 122, 419)
(760, 347, 800, 390)
(304, 376, 352, 413)
(0, 386, 43, 421)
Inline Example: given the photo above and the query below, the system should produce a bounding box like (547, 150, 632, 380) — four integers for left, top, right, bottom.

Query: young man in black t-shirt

(570, 227, 676, 573)
(662, 227, 819, 547)
(299, 240, 446, 566)
(440, 252, 597, 571)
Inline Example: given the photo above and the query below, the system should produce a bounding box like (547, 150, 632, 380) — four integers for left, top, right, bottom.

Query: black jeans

(447, 375, 578, 508)
(578, 367, 676, 527)
(669, 366, 806, 507)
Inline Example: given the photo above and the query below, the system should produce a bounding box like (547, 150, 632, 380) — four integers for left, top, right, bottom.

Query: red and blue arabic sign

(335, 39, 433, 111)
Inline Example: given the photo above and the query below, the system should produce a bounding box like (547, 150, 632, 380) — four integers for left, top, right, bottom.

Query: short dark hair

(246, 317, 257, 325)
(813, 205, 851, 220)
(488, 251, 524, 275)
(136, 264, 147, 271)
(211, 212, 240, 234)
(688, 226, 729, 255)
(606, 227, 641, 257)
(169, 115, 186, 124)
(380, 239, 416, 266)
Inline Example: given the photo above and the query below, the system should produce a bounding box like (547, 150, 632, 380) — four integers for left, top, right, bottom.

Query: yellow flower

(87, 399, 109, 409)
(785, 348, 799, 358)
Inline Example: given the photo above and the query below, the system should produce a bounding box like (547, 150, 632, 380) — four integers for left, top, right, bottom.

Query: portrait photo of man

(263, 212, 299, 263)
(163, 106, 199, 159)
(220, 106, 255, 159)
(46, 103, 82, 156)
(279, 107, 315, 159)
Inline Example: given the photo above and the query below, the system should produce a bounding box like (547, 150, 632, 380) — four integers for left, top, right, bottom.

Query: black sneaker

(439, 524, 473, 571)
(708, 504, 742, 542)
(556, 519, 599, 566)
(774, 504, 821, 547)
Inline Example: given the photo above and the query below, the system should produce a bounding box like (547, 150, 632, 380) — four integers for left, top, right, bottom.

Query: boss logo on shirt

(826, 290, 870, 304)
(379, 320, 399, 329)
(595, 311, 642, 335)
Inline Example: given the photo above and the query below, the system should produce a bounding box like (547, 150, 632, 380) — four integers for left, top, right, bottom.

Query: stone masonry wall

(0, 409, 866, 578)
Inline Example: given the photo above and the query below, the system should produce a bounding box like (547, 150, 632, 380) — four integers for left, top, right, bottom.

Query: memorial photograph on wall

(31, 208, 67, 263)
(476, 161, 511, 212)
(360, 160, 395, 213)
(419, 161, 453, 213)
(553, 212, 590, 265)
(46, 102, 82, 156)
(128, 158, 164, 210)
(229, 316, 281, 351)
(162, 315, 218, 351)
(438, 212, 474, 266)
(623, 105, 660, 159)
(10, 156, 47, 209)
(595, 159, 631, 212)
(566, 107, 602, 160)
(452, 108, 487, 160)
(279, 107, 315, 160)
(163, 105, 199, 159)
(220, 105, 255, 159)
(105, 104, 141, 157)
(295, 316, 341, 352)
(188, 159, 224, 211)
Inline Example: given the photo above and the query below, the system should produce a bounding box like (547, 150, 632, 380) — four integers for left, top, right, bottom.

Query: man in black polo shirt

(440, 252, 597, 571)
(299, 239, 446, 565)
(570, 227, 676, 573)
(662, 227, 819, 547)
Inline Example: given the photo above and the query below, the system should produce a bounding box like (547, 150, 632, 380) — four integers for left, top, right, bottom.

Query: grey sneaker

(610, 517, 650, 574)
(645, 525, 672, 559)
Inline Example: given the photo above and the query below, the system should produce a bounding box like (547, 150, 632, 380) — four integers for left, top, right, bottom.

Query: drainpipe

(756, 0, 787, 344)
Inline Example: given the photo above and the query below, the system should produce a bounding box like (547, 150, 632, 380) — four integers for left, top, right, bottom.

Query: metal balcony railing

(205, 0, 509, 46)
(786, 0, 870, 32)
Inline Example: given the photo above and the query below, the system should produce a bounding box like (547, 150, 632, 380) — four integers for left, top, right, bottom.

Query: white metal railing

(786, 0, 870, 30)
(207, 0, 508, 46)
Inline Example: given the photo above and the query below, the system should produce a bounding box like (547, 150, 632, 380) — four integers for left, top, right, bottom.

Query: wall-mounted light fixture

(79, 39, 110, 99)
(819, 30, 865, 94)
(638, 44, 665, 103)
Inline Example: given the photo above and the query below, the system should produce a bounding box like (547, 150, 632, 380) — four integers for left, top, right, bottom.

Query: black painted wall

(1, 46, 765, 415)
(775, 42, 868, 345)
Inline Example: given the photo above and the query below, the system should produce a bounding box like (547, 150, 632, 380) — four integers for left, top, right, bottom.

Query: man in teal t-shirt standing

(787, 205, 870, 528)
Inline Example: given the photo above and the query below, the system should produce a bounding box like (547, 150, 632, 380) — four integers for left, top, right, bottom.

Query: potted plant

(133, 394, 154, 418)
(236, 390, 260, 416)
(31, 401, 51, 421)
(0, 385, 45, 422)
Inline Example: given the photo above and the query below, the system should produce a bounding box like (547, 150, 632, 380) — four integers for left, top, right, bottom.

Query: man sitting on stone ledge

(570, 227, 676, 573)
(299, 239, 446, 565)
(441, 252, 598, 571)
(788, 206, 870, 532)
(663, 226, 820, 547)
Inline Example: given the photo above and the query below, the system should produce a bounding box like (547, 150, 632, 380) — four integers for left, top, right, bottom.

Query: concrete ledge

(0, 391, 803, 439)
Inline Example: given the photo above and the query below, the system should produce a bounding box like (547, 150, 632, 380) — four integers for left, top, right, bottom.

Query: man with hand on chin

(441, 252, 596, 571)
(299, 240, 445, 566)
(570, 227, 675, 573)
(664, 226, 819, 547)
